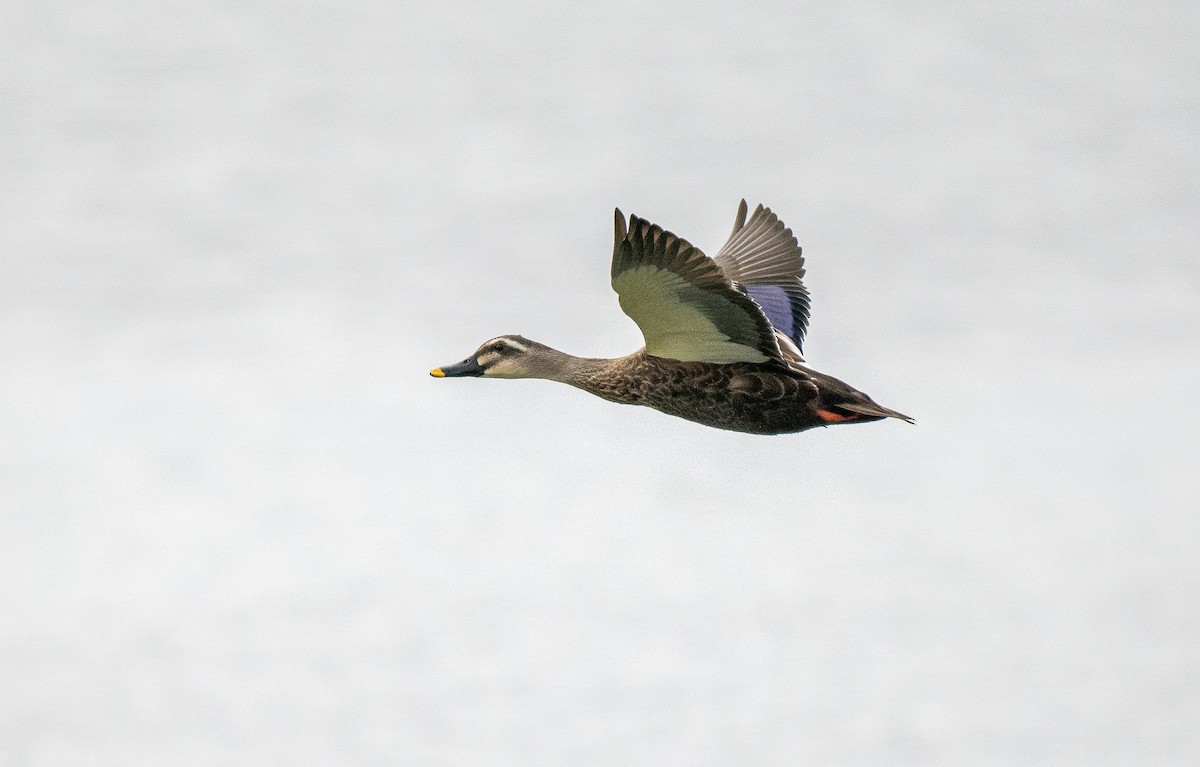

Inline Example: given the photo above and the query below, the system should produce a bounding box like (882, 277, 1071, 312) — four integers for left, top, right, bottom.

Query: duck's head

(430, 335, 555, 379)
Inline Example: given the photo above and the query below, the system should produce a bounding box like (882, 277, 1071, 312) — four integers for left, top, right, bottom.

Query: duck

(430, 200, 912, 435)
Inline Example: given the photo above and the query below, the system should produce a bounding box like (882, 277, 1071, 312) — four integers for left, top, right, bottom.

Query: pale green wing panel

(610, 210, 782, 365)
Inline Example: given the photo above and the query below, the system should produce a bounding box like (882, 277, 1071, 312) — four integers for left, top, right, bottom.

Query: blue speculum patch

(746, 284, 794, 333)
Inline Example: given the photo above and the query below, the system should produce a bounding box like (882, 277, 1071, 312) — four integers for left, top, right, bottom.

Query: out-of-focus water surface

(2, 0, 1198, 764)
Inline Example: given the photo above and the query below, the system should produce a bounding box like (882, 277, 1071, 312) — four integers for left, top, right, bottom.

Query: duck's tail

(800, 366, 914, 426)
(835, 400, 915, 424)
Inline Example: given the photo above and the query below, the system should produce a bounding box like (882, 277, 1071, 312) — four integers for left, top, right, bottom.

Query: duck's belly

(640, 389, 818, 434)
(630, 364, 821, 435)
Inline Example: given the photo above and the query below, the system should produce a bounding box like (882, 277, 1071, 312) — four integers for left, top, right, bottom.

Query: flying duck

(430, 201, 911, 435)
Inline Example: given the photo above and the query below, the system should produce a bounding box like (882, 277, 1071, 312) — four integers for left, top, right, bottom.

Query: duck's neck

(530, 347, 634, 401)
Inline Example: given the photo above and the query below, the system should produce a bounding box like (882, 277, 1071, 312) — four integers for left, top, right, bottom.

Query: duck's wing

(611, 210, 784, 365)
(712, 200, 811, 358)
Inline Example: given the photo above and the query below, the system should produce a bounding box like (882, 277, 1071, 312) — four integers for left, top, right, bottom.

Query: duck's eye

(492, 343, 505, 353)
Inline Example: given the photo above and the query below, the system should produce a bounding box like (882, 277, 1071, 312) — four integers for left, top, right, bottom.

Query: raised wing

(611, 210, 784, 365)
(712, 200, 811, 355)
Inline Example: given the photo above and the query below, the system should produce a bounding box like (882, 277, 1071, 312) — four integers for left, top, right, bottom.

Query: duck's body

(432, 201, 911, 435)
(502, 345, 900, 435)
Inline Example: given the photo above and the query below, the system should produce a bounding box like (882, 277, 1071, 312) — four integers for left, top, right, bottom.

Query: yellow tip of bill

(429, 368, 445, 378)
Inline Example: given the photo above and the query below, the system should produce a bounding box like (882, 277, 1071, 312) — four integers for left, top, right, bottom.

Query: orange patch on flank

(815, 408, 856, 423)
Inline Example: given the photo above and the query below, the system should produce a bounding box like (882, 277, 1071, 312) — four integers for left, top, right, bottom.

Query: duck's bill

(429, 356, 484, 378)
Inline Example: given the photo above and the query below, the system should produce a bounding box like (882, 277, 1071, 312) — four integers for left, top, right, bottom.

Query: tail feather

(838, 401, 915, 424)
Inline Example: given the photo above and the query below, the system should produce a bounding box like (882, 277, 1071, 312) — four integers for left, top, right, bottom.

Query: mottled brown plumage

(431, 201, 912, 435)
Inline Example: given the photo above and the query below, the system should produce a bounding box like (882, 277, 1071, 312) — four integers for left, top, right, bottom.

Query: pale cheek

(482, 358, 531, 379)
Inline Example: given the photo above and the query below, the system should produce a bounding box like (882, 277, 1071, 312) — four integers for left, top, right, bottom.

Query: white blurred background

(2, 0, 1198, 764)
